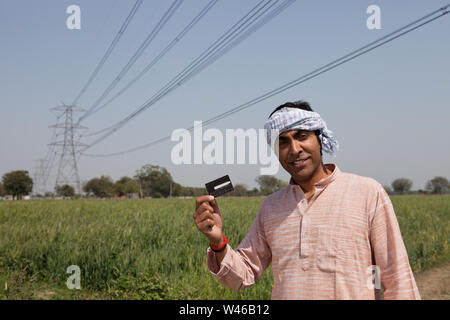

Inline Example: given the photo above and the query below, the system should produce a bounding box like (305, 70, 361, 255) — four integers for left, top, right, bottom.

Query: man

(193, 101, 420, 299)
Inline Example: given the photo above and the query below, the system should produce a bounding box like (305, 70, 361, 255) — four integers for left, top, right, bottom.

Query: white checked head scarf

(264, 107, 339, 156)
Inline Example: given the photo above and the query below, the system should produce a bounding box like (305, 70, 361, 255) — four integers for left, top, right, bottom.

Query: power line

(81, 0, 294, 149)
(84, 0, 286, 137)
(80, 0, 220, 125)
(88, 0, 282, 137)
(179, 0, 295, 84)
(81, 4, 450, 158)
(77, 0, 184, 124)
(81, 0, 275, 139)
(81, 0, 276, 138)
(71, 0, 143, 107)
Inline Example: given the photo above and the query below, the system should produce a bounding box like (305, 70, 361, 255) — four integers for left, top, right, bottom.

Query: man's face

(277, 130, 323, 183)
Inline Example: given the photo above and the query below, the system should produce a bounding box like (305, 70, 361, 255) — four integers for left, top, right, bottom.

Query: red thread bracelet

(210, 234, 229, 252)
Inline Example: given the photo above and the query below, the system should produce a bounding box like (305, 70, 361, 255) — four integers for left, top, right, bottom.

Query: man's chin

(290, 170, 312, 184)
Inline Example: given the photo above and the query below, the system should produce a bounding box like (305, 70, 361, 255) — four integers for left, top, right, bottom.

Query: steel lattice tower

(50, 104, 87, 195)
(31, 158, 48, 195)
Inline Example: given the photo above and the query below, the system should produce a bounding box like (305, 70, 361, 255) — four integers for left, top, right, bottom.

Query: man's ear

(315, 132, 323, 156)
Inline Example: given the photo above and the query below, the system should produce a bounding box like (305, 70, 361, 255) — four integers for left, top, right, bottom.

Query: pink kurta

(207, 163, 421, 299)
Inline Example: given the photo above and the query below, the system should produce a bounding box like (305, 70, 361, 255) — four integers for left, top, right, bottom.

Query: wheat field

(0, 196, 448, 299)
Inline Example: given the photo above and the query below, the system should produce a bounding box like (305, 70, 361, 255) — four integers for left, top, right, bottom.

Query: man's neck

(295, 163, 332, 197)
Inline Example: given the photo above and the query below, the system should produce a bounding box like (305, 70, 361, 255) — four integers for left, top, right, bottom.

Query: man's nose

(289, 139, 303, 155)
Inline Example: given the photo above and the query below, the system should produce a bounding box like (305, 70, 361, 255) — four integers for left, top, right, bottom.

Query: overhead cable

(81, 0, 294, 149)
(80, 0, 220, 125)
(77, 0, 184, 123)
(71, 0, 143, 107)
(82, 4, 450, 157)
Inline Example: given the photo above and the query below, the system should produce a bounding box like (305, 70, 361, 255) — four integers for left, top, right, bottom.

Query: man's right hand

(194, 195, 223, 246)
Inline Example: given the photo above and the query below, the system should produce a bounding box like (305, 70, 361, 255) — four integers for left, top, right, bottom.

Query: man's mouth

(289, 157, 310, 167)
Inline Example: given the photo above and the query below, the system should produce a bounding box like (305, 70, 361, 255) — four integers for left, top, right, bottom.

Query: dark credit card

(205, 175, 234, 197)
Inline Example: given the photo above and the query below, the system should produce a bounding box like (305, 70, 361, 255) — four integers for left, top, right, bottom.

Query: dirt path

(414, 261, 450, 300)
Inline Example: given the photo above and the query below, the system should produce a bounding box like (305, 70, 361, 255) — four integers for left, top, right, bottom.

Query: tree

(383, 185, 393, 194)
(228, 184, 248, 197)
(44, 191, 54, 198)
(425, 176, 449, 194)
(2, 170, 33, 200)
(171, 182, 184, 197)
(247, 187, 260, 197)
(114, 176, 139, 196)
(391, 178, 413, 194)
(135, 165, 174, 198)
(255, 175, 287, 195)
(278, 180, 288, 189)
(180, 186, 206, 197)
(0, 182, 4, 196)
(83, 175, 115, 198)
(55, 184, 75, 197)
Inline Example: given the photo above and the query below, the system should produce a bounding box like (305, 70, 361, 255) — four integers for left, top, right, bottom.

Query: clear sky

(1, 0, 449, 191)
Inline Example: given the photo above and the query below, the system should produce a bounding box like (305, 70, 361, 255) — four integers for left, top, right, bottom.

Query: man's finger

(197, 219, 215, 232)
(196, 195, 214, 209)
(195, 209, 214, 224)
(200, 202, 214, 213)
(194, 203, 213, 220)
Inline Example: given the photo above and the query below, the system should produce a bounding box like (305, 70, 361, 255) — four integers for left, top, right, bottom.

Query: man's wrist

(210, 234, 228, 252)
(210, 234, 224, 247)
(210, 240, 223, 247)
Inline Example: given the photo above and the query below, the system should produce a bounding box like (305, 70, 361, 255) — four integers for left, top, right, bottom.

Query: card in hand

(205, 175, 234, 197)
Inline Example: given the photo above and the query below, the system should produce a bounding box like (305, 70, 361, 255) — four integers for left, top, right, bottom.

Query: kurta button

(302, 261, 309, 271)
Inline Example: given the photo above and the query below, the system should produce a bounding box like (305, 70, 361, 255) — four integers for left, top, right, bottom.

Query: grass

(0, 195, 448, 299)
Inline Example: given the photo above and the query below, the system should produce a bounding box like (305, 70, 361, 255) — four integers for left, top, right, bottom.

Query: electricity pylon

(49, 104, 87, 195)
(31, 158, 47, 195)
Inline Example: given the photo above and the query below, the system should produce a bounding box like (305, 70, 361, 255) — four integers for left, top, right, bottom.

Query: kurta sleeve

(206, 204, 272, 291)
(369, 185, 421, 300)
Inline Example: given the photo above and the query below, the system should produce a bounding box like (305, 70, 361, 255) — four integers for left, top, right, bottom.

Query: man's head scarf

(264, 107, 339, 156)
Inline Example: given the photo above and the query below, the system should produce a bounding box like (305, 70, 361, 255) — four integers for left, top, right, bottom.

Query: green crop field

(0, 195, 448, 300)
